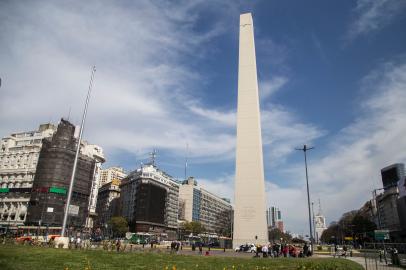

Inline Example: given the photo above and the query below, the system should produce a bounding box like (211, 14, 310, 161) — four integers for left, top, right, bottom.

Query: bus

(12, 226, 61, 243)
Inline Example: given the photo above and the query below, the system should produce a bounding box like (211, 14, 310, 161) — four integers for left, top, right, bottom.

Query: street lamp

(296, 144, 314, 254)
(312, 202, 316, 244)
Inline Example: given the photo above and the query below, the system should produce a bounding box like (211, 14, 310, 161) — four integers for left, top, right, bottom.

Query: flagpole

(61, 66, 96, 236)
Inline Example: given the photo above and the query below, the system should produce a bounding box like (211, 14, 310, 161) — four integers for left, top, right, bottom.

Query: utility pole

(312, 202, 316, 244)
(296, 144, 314, 254)
(61, 66, 96, 237)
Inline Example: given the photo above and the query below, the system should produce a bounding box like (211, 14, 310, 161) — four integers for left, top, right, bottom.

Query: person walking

(262, 245, 268, 258)
(303, 243, 309, 257)
(115, 239, 121, 252)
(198, 243, 203, 255)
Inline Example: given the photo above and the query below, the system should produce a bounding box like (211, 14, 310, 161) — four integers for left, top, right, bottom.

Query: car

(235, 244, 256, 253)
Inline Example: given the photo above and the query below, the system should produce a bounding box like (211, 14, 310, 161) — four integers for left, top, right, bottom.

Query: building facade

(25, 119, 99, 228)
(81, 142, 105, 229)
(0, 124, 56, 228)
(266, 206, 282, 229)
(376, 186, 401, 231)
(99, 167, 126, 187)
(95, 181, 120, 229)
(119, 164, 179, 239)
(179, 177, 233, 236)
(381, 163, 405, 190)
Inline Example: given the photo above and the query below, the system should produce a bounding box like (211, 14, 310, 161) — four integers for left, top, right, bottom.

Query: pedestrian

(262, 245, 268, 258)
(303, 243, 309, 257)
(116, 239, 121, 252)
(70, 236, 74, 249)
(76, 237, 81, 249)
(198, 243, 203, 254)
(391, 248, 400, 266)
(282, 245, 288, 257)
(255, 245, 261, 258)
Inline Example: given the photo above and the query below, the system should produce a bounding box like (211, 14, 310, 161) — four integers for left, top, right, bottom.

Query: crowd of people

(248, 243, 313, 258)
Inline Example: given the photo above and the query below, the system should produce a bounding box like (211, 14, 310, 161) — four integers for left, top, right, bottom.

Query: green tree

(181, 221, 205, 235)
(268, 228, 292, 243)
(108, 216, 128, 237)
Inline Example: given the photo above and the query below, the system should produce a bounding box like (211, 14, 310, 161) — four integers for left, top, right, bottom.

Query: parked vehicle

(235, 244, 256, 253)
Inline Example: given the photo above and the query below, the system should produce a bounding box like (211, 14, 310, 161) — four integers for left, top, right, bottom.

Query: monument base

(54, 236, 69, 249)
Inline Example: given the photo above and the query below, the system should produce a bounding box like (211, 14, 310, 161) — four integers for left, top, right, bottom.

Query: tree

(108, 216, 128, 237)
(320, 211, 377, 244)
(181, 221, 205, 235)
(268, 228, 292, 243)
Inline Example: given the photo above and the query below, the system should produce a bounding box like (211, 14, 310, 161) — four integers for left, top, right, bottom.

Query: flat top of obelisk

(240, 13, 253, 26)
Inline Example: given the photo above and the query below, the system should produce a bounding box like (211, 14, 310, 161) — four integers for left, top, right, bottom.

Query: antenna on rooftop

(184, 143, 189, 180)
(318, 198, 322, 215)
(150, 149, 157, 166)
(67, 106, 72, 121)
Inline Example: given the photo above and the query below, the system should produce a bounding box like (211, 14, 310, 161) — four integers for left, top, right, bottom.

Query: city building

(81, 142, 105, 230)
(0, 123, 56, 228)
(119, 164, 179, 239)
(234, 12, 268, 248)
(25, 119, 102, 228)
(95, 180, 121, 230)
(266, 206, 282, 229)
(99, 167, 126, 187)
(276, 220, 284, 233)
(397, 181, 406, 236)
(381, 163, 405, 190)
(314, 203, 327, 244)
(376, 186, 401, 231)
(179, 177, 232, 236)
(358, 199, 377, 225)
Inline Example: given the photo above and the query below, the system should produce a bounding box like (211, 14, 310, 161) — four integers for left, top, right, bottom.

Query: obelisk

(233, 13, 268, 247)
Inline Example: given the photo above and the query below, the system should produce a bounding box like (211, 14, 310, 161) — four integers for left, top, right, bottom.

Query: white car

(235, 244, 257, 253)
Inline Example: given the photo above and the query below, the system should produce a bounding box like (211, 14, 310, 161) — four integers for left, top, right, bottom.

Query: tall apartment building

(0, 124, 56, 227)
(179, 177, 232, 236)
(397, 176, 406, 235)
(96, 181, 120, 229)
(25, 119, 103, 228)
(81, 142, 105, 229)
(375, 164, 404, 232)
(99, 167, 126, 187)
(381, 164, 405, 190)
(119, 164, 179, 239)
(266, 206, 282, 229)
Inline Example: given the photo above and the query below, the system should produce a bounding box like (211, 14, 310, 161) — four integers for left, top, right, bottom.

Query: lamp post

(61, 66, 96, 237)
(312, 202, 316, 244)
(296, 144, 314, 254)
(372, 187, 388, 264)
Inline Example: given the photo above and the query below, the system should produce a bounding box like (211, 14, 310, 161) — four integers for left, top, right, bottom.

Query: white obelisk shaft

(233, 13, 268, 247)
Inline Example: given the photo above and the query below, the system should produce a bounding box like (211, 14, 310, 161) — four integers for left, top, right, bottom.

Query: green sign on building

(374, 230, 390, 241)
(0, 188, 9, 193)
(49, 187, 67, 195)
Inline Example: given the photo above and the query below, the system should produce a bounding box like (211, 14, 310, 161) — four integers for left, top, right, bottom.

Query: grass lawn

(0, 245, 363, 270)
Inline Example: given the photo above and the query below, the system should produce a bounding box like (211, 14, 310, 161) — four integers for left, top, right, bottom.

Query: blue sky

(1, 0, 406, 234)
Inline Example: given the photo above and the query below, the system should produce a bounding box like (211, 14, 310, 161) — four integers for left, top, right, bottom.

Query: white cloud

(347, 0, 406, 40)
(274, 59, 406, 232)
(0, 0, 237, 161)
(259, 76, 288, 100)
